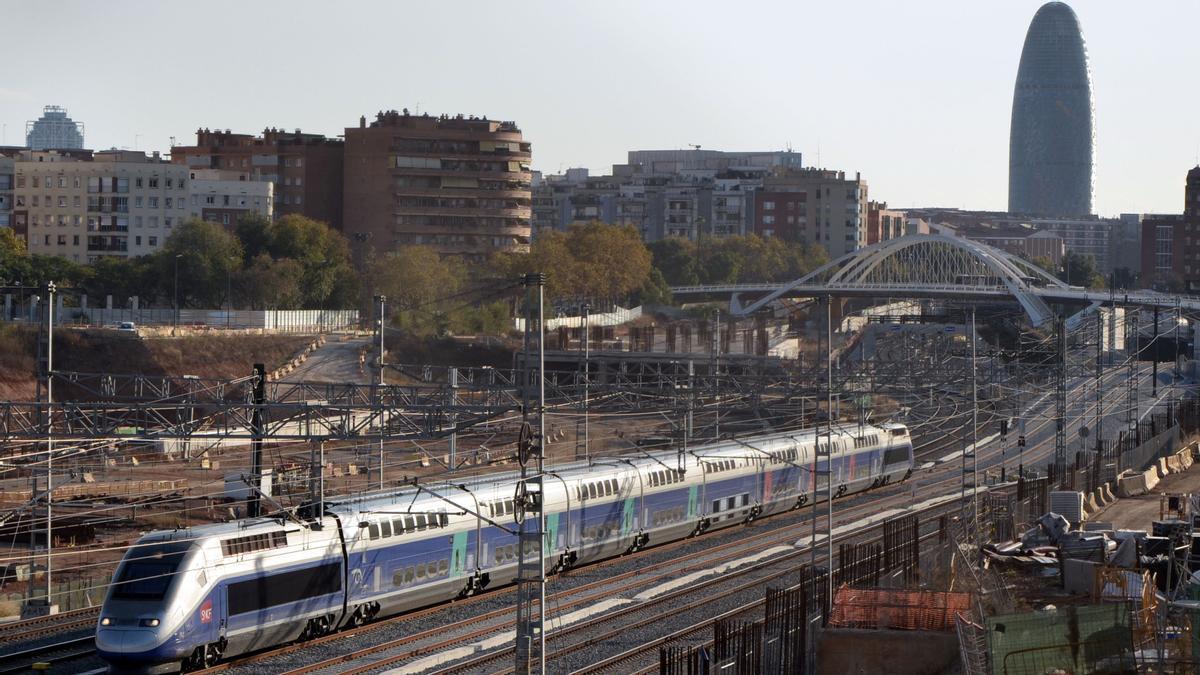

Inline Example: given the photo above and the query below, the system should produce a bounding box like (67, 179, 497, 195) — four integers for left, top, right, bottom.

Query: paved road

(286, 336, 371, 384)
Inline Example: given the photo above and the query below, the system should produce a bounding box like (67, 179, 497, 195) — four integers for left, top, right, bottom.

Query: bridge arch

(735, 234, 1067, 325)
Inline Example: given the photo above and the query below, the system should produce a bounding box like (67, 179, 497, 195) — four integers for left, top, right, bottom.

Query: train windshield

(112, 541, 193, 601)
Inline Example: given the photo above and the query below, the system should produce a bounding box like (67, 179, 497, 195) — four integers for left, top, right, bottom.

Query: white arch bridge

(670, 234, 1200, 327)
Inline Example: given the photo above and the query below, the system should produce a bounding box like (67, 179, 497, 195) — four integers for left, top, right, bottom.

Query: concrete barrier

(1118, 472, 1147, 498)
(1083, 492, 1099, 514)
(1168, 455, 1184, 473)
(1144, 466, 1160, 491)
(1179, 449, 1194, 470)
(1157, 458, 1170, 478)
(1102, 483, 1116, 503)
(1094, 487, 1109, 507)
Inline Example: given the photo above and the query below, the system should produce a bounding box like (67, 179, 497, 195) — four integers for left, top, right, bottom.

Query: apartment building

(532, 150, 801, 241)
(752, 168, 869, 257)
(343, 110, 532, 258)
(14, 150, 189, 261)
(171, 128, 343, 229)
(186, 169, 273, 226)
(1137, 166, 1200, 291)
(0, 153, 14, 231)
(866, 201, 907, 245)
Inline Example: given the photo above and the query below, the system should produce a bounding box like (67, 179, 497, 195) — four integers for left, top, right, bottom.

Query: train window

(228, 563, 342, 615)
(405, 567, 415, 583)
(494, 548, 503, 564)
(380, 520, 393, 538)
(393, 571, 405, 587)
(588, 484, 597, 499)
(883, 447, 909, 466)
(393, 517, 405, 534)
(416, 515, 428, 530)
(438, 513, 449, 527)
(438, 559, 449, 574)
(368, 523, 380, 540)
(112, 541, 192, 600)
(416, 563, 426, 579)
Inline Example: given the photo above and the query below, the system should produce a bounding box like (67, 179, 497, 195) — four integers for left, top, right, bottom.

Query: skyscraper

(1008, 2, 1094, 216)
(25, 105, 85, 151)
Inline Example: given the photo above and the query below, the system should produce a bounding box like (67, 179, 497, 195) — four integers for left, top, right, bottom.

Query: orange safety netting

(827, 585, 974, 632)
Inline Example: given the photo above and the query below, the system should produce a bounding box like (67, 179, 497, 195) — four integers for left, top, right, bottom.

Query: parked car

(117, 322, 137, 332)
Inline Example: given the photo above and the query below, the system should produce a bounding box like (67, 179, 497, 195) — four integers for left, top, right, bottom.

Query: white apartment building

(14, 150, 189, 261)
(187, 169, 273, 225)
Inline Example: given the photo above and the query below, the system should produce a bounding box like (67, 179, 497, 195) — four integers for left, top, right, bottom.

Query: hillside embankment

(0, 325, 313, 400)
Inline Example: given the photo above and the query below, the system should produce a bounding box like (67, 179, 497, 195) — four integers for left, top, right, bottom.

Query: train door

(450, 531, 469, 578)
(545, 513, 560, 557)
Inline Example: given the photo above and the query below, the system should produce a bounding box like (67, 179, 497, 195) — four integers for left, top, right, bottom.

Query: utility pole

(173, 253, 182, 337)
(376, 294, 386, 490)
(1054, 317, 1068, 485)
(578, 303, 590, 463)
(515, 273, 547, 675)
(248, 363, 266, 518)
(968, 309, 980, 544)
(1128, 310, 1140, 447)
(824, 295, 835, 601)
(34, 282, 57, 615)
(1152, 305, 1160, 399)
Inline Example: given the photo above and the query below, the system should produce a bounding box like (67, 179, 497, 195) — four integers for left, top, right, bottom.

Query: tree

(234, 254, 305, 309)
(500, 222, 653, 306)
(647, 238, 700, 286)
(159, 219, 244, 308)
(234, 213, 359, 308)
(0, 228, 30, 285)
(372, 246, 465, 334)
(1059, 251, 1104, 288)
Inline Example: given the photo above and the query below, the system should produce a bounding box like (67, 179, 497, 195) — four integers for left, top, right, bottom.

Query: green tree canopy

(159, 219, 244, 307)
(372, 245, 466, 333)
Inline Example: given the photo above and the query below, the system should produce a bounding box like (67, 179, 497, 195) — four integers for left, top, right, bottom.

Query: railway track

(283, 369, 1145, 675)
(0, 635, 95, 675)
(0, 606, 99, 644)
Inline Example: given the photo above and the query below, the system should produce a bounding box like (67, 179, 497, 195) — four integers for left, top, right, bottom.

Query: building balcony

(393, 186, 530, 200)
(392, 206, 532, 219)
(87, 224, 129, 233)
(387, 167, 531, 182)
(387, 149, 532, 162)
(87, 242, 128, 252)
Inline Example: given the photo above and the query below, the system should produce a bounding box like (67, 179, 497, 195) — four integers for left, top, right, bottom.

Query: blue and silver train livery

(96, 422, 913, 672)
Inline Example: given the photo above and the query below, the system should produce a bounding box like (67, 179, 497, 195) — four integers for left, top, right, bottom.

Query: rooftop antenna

(689, 144, 702, 150)
(415, 102, 421, 115)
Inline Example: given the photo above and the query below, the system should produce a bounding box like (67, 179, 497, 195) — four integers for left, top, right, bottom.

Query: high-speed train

(96, 423, 913, 673)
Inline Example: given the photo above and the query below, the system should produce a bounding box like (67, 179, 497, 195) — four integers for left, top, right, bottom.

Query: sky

(2, 1, 1196, 217)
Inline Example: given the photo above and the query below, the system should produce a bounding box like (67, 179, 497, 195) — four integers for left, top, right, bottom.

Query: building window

(135, 236, 142, 246)
(57, 235, 66, 246)
(148, 196, 158, 208)
(72, 235, 79, 246)
(148, 236, 157, 246)
(166, 178, 173, 188)
(165, 197, 173, 209)
(135, 177, 143, 188)
(135, 196, 144, 208)
(149, 178, 159, 189)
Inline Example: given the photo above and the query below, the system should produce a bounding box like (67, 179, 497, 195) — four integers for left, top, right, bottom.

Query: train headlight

(139, 618, 160, 627)
(100, 617, 112, 626)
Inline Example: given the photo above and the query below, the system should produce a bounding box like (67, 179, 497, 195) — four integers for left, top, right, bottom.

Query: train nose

(97, 627, 166, 653)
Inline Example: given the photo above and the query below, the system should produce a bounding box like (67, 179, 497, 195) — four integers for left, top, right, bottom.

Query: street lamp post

(173, 253, 182, 336)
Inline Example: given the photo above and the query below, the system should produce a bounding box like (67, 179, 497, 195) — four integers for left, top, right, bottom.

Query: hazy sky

(2, 1, 1196, 217)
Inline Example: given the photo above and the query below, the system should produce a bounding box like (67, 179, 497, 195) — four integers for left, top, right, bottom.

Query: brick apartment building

(343, 110, 532, 259)
(751, 168, 869, 257)
(171, 128, 343, 230)
(1139, 166, 1200, 291)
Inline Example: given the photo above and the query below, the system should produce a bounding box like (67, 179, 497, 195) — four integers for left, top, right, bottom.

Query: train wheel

(203, 640, 224, 668)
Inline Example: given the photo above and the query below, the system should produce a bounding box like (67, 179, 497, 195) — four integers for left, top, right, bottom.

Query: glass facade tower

(26, 105, 85, 151)
(1008, 2, 1094, 216)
